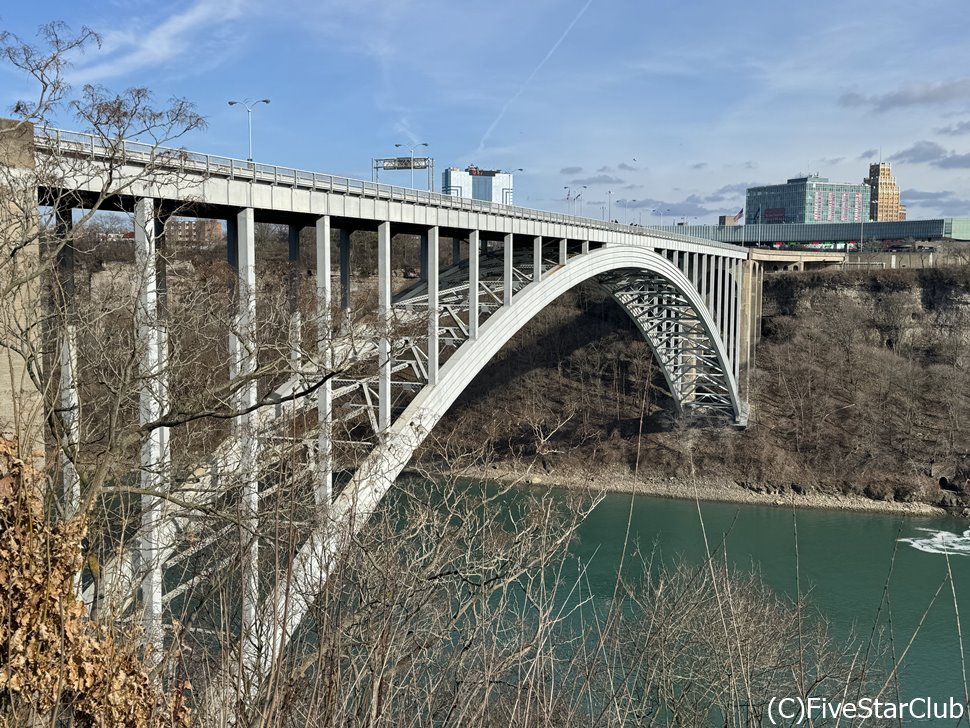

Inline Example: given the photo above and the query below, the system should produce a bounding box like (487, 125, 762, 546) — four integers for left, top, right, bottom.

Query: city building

(745, 175, 870, 225)
(865, 162, 906, 221)
(442, 166, 515, 205)
(165, 218, 223, 246)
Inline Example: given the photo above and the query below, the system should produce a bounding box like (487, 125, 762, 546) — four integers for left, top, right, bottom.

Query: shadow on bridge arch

(265, 244, 743, 663)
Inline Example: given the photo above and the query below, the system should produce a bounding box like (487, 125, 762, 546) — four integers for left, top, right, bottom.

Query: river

(570, 490, 970, 705)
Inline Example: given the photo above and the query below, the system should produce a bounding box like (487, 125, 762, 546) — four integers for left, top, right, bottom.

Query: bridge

(1, 121, 754, 687)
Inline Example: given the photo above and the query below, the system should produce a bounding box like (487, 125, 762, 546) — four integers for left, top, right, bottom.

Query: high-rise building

(865, 162, 906, 221)
(442, 166, 515, 204)
(745, 175, 870, 225)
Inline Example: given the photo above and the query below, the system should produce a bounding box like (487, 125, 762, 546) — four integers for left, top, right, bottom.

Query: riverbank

(433, 462, 946, 518)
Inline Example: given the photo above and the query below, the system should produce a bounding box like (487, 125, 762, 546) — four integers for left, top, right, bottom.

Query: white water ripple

(899, 528, 970, 556)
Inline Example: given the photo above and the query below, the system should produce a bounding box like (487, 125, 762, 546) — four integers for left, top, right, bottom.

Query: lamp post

(227, 98, 270, 162)
(857, 181, 871, 256)
(575, 184, 587, 217)
(652, 207, 670, 226)
(631, 200, 637, 224)
(395, 142, 429, 188)
(564, 186, 571, 214)
(501, 169, 523, 206)
(607, 190, 612, 222)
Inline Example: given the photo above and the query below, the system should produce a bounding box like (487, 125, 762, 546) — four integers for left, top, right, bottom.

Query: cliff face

(428, 267, 970, 508)
(750, 267, 970, 505)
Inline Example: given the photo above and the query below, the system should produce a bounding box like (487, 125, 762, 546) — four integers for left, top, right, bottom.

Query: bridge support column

(723, 260, 734, 378)
(704, 256, 712, 313)
(503, 233, 513, 305)
(134, 197, 167, 662)
(315, 216, 332, 507)
(0, 120, 43, 455)
(558, 238, 567, 265)
(339, 229, 351, 315)
(755, 262, 764, 344)
(533, 236, 542, 283)
(739, 258, 757, 385)
(51, 202, 80, 517)
(730, 260, 742, 382)
(378, 221, 392, 434)
(288, 224, 302, 372)
(727, 261, 737, 377)
(426, 226, 439, 385)
(228, 207, 259, 664)
(740, 258, 764, 375)
(582, 239, 589, 255)
(726, 260, 735, 376)
(469, 230, 479, 340)
(700, 254, 710, 308)
(713, 257, 724, 346)
(721, 258, 731, 355)
(452, 236, 460, 267)
(419, 232, 428, 282)
(717, 258, 727, 372)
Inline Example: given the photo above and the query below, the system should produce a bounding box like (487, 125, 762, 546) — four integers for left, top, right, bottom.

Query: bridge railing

(33, 127, 743, 252)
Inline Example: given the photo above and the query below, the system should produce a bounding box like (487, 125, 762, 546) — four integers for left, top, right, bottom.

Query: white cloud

(69, 0, 251, 83)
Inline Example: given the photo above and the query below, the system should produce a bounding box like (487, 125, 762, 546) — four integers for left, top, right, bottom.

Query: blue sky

(2, 0, 969, 223)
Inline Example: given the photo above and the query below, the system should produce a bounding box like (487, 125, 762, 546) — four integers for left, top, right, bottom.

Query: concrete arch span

(262, 244, 742, 667)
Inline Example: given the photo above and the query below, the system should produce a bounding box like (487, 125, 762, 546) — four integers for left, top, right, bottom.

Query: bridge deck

(35, 127, 747, 256)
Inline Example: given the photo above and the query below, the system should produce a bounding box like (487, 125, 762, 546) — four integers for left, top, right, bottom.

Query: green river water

(568, 490, 970, 706)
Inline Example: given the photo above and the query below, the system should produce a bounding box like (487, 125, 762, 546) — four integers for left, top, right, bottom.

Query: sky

(2, 0, 969, 223)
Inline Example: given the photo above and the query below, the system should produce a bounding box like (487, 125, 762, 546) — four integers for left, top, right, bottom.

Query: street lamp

(227, 98, 270, 162)
(395, 142, 429, 188)
(575, 184, 587, 216)
(501, 169, 523, 206)
(652, 207, 671, 226)
(564, 186, 571, 214)
(607, 190, 612, 222)
(857, 180, 871, 256)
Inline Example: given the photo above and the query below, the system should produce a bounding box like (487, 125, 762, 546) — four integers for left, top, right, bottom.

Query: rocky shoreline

(435, 462, 948, 519)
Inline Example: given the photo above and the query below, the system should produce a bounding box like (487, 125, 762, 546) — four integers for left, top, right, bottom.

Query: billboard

(376, 156, 432, 170)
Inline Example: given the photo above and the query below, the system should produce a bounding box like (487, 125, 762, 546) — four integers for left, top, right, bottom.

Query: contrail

(477, 0, 595, 153)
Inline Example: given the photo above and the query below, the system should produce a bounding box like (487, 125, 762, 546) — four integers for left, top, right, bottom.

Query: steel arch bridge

(262, 243, 743, 670)
(3, 123, 753, 688)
